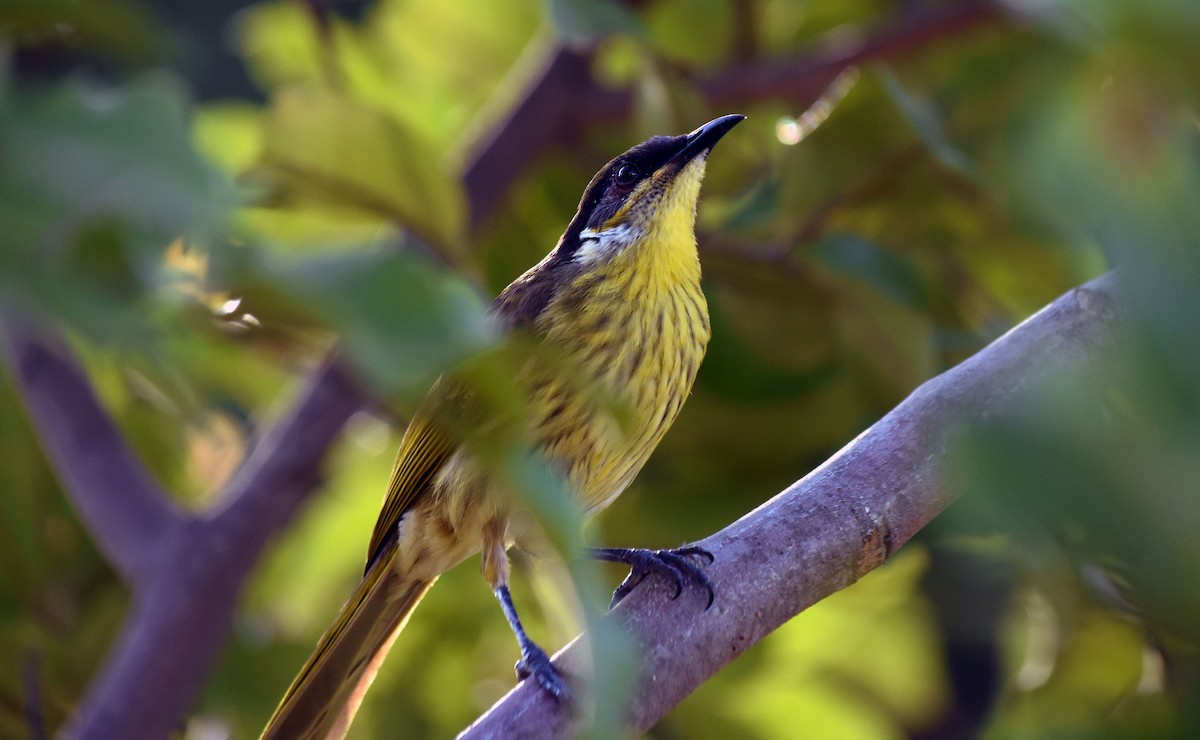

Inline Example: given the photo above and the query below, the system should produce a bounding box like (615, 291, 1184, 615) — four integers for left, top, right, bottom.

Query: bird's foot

(591, 545, 715, 609)
(515, 642, 569, 700)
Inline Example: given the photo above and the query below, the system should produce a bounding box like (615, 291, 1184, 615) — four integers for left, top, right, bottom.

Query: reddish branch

(82, 361, 365, 740)
(0, 340, 363, 739)
(1, 2, 1009, 738)
(463, 0, 1003, 230)
(462, 273, 1122, 738)
(691, 0, 1002, 111)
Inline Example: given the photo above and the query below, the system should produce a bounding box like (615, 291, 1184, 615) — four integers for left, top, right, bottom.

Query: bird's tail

(260, 561, 435, 740)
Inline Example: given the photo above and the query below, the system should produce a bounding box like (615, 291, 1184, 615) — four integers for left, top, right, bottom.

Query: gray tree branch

(60, 360, 363, 740)
(0, 320, 365, 739)
(1, 321, 185, 585)
(0, 1, 1015, 736)
(460, 272, 1123, 738)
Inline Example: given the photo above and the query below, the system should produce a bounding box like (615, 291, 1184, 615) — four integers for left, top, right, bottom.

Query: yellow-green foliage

(2, 0, 1198, 738)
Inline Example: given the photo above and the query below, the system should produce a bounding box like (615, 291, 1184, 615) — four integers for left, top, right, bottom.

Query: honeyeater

(261, 114, 744, 739)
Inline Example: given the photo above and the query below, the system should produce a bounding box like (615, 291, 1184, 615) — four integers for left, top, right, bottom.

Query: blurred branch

(462, 0, 1004, 230)
(3, 1, 1008, 735)
(463, 46, 595, 229)
(729, 0, 762, 62)
(460, 272, 1123, 737)
(1, 313, 365, 738)
(691, 1, 1003, 111)
(0, 319, 186, 585)
(65, 361, 363, 740)
(699, 143, 929, 263)
(793, 142, 928, 244)
(216, 360, 363, 533)
(23, 650, 45, 740)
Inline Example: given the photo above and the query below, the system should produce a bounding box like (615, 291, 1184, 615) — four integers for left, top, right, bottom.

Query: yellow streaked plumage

(261, 115, 743, 740)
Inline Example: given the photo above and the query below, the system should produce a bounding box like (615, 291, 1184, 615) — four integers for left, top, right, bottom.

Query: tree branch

(5, 1, 1012, 735)
(460, 272, 1122, 738)
(0, 320, 186, 585)
(60, 360, 364, 740)
(462, 0, 1005, 230)
(0, 313, 366, 739)
(215, 359, 364, 537)
(690, 0, 1002, 111)
(463, 45, 596, 230)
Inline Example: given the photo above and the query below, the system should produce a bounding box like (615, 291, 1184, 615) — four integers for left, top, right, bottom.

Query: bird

(260, 114, 744, 739)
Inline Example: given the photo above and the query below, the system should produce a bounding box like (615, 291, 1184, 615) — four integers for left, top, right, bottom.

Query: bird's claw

(593, 545, 716, 609)
(515, 643, 569, 700)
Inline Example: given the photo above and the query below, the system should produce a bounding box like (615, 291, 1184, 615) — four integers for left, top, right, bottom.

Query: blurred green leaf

(0, 76, 227, 340)
(9, 0, 1200, 737)
(254, 87, 467, 256)
(235, 0, 540, 150)
(217, 244, 494, 399)
(1012, 69, 1200, 414)
(0, 0, 169, 67)
(878, 66, 976, 178)
(811, 233, 927, 309)
(192, 103, 265, 176)
(548, 0, 645, 47)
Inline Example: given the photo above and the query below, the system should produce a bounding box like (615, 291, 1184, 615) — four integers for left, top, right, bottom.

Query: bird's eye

(614, 162, 641, 188)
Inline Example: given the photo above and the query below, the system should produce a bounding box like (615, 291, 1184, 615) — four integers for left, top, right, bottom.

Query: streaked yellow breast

(532, 218, 710, 513)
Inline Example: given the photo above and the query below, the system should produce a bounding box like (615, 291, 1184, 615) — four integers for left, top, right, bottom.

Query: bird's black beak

(668, 114, 745, 168)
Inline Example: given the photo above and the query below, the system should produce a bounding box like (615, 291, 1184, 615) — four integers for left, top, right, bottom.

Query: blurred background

(2, 0, 1199, 737)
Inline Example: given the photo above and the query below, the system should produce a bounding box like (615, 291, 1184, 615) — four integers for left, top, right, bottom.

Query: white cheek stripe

(576, 224, 640, 264)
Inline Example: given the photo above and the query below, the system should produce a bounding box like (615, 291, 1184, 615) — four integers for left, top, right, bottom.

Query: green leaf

(255, 88, 467, 257)
(810, 233, 926, 309)
(220, 244, 495, 399)
(0, 77, 228, 340)
(0, 0, 169, 67)
(878, 66, 976, 178)
(547, 0, 645, 46)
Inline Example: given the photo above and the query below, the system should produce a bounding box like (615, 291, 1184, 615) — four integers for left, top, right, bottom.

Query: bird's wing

(363, 382, 457, 574)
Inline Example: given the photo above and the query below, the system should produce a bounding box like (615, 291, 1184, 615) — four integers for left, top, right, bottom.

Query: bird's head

(556, 114, 744, 265)
(490, 114, 744, 327)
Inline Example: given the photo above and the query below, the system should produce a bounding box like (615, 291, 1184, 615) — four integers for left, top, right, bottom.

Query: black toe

(515, 644, 569, 700)
(592, 545, 716, 609)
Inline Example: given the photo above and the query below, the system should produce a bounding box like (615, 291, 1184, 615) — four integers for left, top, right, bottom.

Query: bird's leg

(494, 585, 568, 698)
(590, 545, 716, 609)
(483, 520, 569, 700)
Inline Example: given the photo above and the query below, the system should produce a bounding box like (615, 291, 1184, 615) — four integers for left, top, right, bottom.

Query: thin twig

(693, 2, 1002, 111)
(462, 1, 1006, 231)
(794, 142, 928, 244)
(23, 650, 45, 740)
